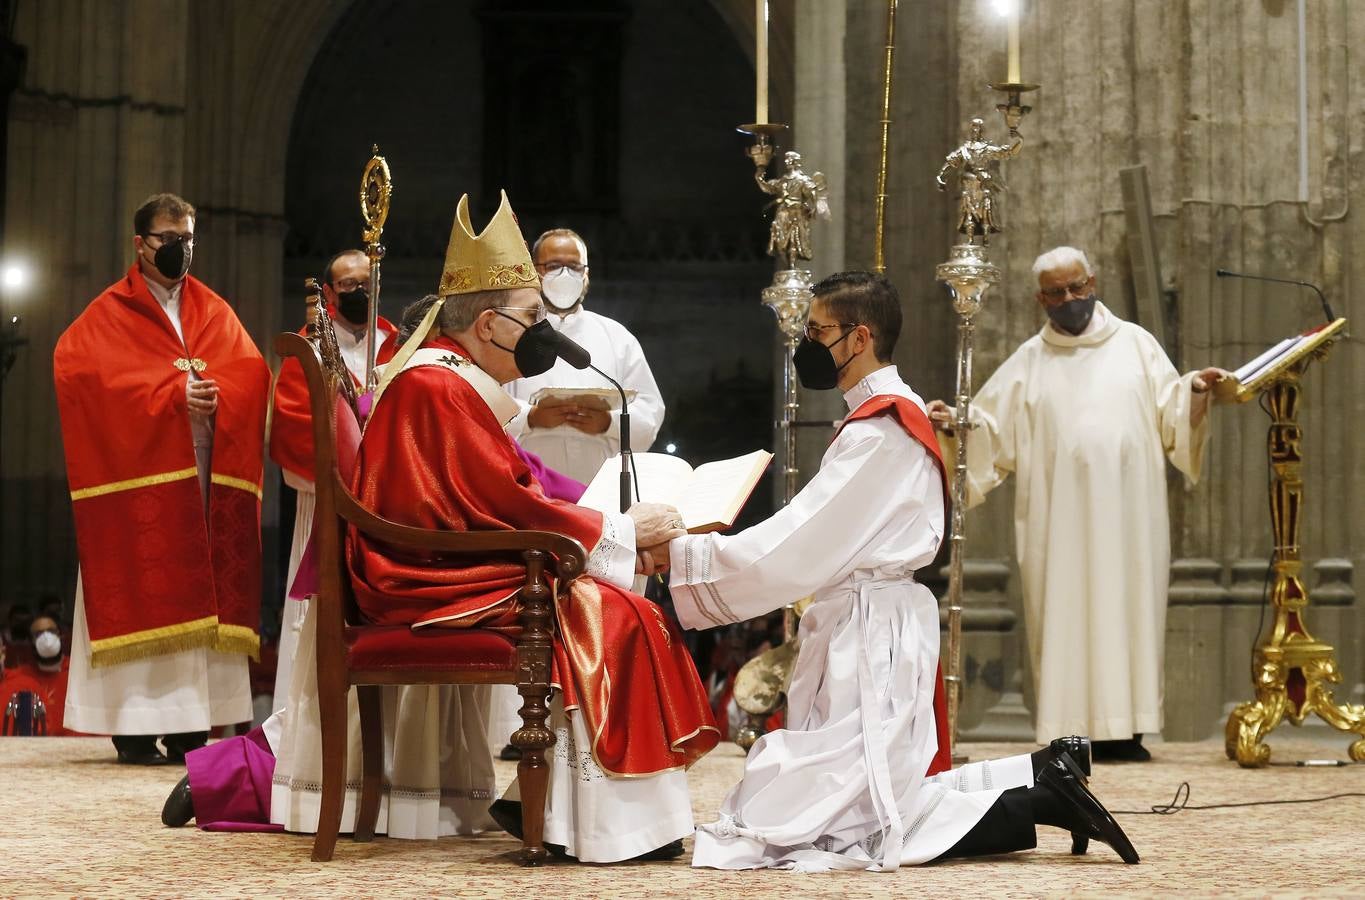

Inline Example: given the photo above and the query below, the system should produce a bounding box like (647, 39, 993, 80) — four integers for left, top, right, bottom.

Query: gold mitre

(438, 191, 540, 296)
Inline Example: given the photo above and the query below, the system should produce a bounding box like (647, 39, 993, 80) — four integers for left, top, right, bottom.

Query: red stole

(269, 306, 397, 482)
(348, 336, 719, 775)
(54, 265, 269, 667)
(836, 393, 954, 777)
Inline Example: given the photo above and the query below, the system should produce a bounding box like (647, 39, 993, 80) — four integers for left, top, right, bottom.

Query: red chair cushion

(345, 625, 518, 674)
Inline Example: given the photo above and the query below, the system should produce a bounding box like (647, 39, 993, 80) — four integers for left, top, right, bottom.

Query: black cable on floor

(1114, 780, 1365, 815)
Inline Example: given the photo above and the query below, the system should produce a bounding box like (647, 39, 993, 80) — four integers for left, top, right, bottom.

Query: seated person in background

(2, 616, 75, 735)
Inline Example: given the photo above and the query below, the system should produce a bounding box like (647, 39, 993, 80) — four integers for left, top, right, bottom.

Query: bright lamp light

(1, 262, 29, 293)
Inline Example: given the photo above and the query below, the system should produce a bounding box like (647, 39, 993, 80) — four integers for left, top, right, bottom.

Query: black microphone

(551, 331, 591, 370)
(586, 361, 635, 515)
(1216, 268, 1336, 324)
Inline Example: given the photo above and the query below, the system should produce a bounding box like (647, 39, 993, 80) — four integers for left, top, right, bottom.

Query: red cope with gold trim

(269, 304, 398, 482)
(54, 265, 269, 667)
(347, 335, 719, 777)
(835, 393, 955, 777)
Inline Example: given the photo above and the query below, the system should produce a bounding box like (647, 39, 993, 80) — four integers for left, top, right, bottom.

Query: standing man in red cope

(268, 248, 398, 704)
(54, 193, 270, 765)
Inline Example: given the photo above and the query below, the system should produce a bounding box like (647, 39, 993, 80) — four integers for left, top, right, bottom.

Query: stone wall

(799, 0, 1363, 743)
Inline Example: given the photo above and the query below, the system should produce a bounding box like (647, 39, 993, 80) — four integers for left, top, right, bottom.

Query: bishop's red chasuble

(269, 306, 398, 482)
(837, 394, 954, 777)
(54, 265, 269, 667)
(348, 336, 719, 777)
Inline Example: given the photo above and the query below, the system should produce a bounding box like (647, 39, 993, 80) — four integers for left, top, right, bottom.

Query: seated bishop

(346, 191, 719, 862)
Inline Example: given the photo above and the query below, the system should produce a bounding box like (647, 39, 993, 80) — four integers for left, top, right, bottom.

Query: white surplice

(669, 366, 1033, 871)
(272, 319, 392, 706)
(504, 306, 664, 483)
(65, 279, 252, 735)
(951, 304, 1209, 742)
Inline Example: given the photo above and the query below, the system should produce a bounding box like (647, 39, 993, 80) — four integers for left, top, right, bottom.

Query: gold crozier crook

(360, 145, 392, 389)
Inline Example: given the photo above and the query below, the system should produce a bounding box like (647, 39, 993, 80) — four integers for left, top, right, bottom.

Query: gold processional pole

(360, 145, 392, 389)
(872, 0, 898, 275)
(934, 79, 1037, 757)
(1218, 319, 1365, 766)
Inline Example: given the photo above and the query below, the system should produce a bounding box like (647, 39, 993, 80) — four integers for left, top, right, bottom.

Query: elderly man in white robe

(927, 246, 1226, 762)
(669, 271, 1138, 871)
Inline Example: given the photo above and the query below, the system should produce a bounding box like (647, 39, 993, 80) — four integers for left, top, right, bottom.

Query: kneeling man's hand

(636, 543, 672, 576)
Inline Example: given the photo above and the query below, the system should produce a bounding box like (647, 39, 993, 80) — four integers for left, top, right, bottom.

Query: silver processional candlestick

(934, 81, 1037, 757)
(728, 121, 830, 750)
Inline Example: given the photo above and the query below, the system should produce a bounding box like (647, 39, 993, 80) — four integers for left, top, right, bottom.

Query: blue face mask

(1046, 294, 1097, 335)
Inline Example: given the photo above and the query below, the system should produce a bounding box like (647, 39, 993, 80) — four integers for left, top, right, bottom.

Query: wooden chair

(275, 304, 584, 866)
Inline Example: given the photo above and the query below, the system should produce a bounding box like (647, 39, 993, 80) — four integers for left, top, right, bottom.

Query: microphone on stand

(547, 331, 635, 514)
(1215, 268, 1337, 324)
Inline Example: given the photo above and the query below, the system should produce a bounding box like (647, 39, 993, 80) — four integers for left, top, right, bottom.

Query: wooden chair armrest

(333, 476, 587, 581)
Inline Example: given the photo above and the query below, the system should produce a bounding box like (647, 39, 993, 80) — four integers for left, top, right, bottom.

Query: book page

(529, 386, 637, 412)
(1232, 335, 1297, 384)
(677, 449, 773, 531)
(1241, 334, 1310, 388)
(576, 452, 694, 515)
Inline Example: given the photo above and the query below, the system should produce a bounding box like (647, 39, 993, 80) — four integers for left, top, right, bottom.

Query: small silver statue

(751, 148, 829, 269)
(935, 117, 1021, 245)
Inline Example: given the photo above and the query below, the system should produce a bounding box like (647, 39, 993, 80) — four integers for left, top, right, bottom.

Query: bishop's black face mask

(1046, 294, 1097, 336)
(336, 288, 370, 325)
(492, 310, 559, 378)
(147, 238, 192, 281)
(793, 327, 858, 390)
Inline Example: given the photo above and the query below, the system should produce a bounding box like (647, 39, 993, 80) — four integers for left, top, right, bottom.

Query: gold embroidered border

(487, 263, 537, 288)
(440, 266, 477, 294)
(88, 615, 220, 669)
(69, 466, 199, 501)
(214, 623, 262, 661)
(211, 473, 264, 499)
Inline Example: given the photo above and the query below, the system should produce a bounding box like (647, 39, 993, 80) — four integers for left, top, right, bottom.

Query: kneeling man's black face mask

(793, 328, 858, 391)
(1046, 295, 1097, 335)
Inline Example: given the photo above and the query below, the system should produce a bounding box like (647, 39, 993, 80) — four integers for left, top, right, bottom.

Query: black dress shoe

(1036, 756, 1139, 864)
(117, 747, 171, 766)
(489, 799, 524, 839)
(1032, 736, 1092, 781)
(162, 732, 209, 764)
(632, 839, 685, 861)
(1092, 736, 1152, 763)
(161, 775, 194, 827)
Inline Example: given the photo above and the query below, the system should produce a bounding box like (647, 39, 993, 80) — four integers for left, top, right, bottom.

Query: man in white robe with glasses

(669, 271, 1139, 871)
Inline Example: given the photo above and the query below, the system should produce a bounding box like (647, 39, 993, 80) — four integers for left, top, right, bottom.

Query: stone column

(2, 0, 190, 597)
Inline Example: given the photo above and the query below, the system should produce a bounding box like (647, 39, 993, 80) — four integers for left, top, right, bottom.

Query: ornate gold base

(1225, 635, 1365, 767)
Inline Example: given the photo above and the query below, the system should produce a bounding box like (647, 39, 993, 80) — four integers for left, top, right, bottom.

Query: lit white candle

(756, 0, 769, 124)
(1007, 3, 1021, 83)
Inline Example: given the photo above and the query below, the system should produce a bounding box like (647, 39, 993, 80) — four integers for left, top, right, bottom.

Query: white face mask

(541, 268, 585, 311)
(34, 630, 61, 659)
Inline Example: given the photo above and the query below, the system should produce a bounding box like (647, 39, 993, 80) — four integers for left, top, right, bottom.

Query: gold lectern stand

(1220, 318, 1365, 767)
